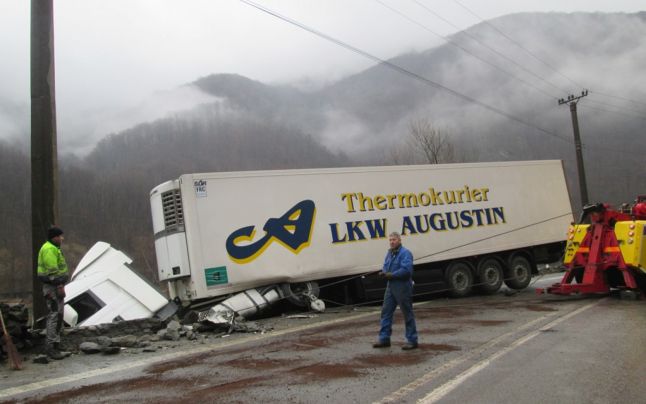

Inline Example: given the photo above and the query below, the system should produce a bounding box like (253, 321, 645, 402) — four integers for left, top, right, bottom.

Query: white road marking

(375, 313, 556, 404)
(417, 300, 602, 403)
(0, 309, 382, 399)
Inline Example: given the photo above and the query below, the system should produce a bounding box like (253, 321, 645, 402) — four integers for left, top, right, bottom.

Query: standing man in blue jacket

(373, 232, 418, 350)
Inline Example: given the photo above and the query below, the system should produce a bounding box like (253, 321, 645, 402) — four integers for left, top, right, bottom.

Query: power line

(374, 0, 561, 100)
(584, 99, 646, 120)
(591, 90, 646, 108)
(238, 0, 571, 145)
(406, 0, 569, 97)
(579, 103, 646, 121)
(451, 0, 584, 90)
(450, 1, 646, 111)
(238, 1, 646, 161)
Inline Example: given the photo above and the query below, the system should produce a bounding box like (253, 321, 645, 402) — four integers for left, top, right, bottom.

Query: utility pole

(31, 0, 58, 320)
(558, 90, 589, 207)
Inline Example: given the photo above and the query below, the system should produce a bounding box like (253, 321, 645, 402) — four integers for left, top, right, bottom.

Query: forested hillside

(2, 12, 645, 298)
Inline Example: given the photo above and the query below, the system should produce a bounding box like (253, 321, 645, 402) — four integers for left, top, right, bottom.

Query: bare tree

(408, 118, 455, 164)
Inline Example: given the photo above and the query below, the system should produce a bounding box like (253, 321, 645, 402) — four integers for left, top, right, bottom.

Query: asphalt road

(2, 274, 645, 403)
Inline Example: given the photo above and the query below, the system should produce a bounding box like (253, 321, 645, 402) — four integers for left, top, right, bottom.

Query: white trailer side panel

(167, 160, 572, 299)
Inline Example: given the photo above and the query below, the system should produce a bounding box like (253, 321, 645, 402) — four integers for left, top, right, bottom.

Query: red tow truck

(538, 196, 646, 298)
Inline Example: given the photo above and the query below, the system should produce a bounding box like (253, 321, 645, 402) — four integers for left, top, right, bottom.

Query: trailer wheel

(476, 257, 504, 294)
(445, 261, 474, 297)
(280, 282, 320, 307)
(504, 255, 532, 290)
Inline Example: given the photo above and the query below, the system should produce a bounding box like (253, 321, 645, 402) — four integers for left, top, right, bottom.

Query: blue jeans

(378, 281, 418, 344)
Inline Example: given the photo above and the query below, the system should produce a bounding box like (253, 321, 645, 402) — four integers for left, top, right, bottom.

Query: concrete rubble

(1, 301, 274, 366)
(0, 242, 317, 367)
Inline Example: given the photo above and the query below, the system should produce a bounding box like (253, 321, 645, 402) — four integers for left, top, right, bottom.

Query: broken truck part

(150, 161, 573, 308)
(198, 282, 325, 326)
(63, 242, 177, 327)
(537, 197, 646, 297)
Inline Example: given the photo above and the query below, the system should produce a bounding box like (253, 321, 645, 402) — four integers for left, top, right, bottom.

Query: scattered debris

(96, 336, 112, 348)
(79, 342, 102, 355)
(110, 335, 138, 348)
(101, 346, 121, 355)
(32, 355, 49, 365)
(198, 284, 324, 329)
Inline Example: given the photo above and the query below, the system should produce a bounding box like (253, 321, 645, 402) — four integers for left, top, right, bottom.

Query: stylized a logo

(226, 200, 316, 264)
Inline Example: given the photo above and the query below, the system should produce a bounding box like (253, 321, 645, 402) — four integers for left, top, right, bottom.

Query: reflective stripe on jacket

(37, 241, 69, 278)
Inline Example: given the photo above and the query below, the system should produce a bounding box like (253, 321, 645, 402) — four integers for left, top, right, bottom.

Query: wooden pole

(30, 0, 58, 320)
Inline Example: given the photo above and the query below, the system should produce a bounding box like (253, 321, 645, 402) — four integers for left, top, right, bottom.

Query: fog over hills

(91, 12, 645, 198)
(2, 11, 645, 297)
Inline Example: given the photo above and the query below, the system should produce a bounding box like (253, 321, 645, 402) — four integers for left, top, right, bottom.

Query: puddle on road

(422, 343, 461, 352)
(287, 363, 363, 380)
(520, 304, 558, 312)
(416, 327, 462, 335)
(223, 356, 297, 370)
(415, 307, 476, 319)
(489, 301, 558, 312)
(20, 375, 185, 404)
(184, 375, 271, 397)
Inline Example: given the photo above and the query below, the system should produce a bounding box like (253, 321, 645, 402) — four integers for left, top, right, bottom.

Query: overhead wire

(405, 0, 569, 97)
(197, 211, 577, 318)
(590, 90, 646, 108)
(373, 0, 561, 100)
(579, 103, 646, 121)
(380, 1, 646, 156)
(584, 99, 646, 120)
(238, 0, 572, 145)
(451, 1, 646, 111)
(237, 0, 646, 175)
(451, 0, 584, 90)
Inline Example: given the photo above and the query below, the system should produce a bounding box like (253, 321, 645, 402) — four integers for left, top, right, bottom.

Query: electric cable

(405, 0, 569, 96)
(373, 0, 561, 100)
(583, 99, 646, 120)
(591, 90, 646, 108)
(238, 0, 572, 145)
(579, 104, 646, 121)
(450, 1, 646, 110)
(192, 211, 576, 321)
(451, 0, 585, 90)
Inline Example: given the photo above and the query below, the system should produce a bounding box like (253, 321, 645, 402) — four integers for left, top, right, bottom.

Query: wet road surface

(2, 275, 645, 403)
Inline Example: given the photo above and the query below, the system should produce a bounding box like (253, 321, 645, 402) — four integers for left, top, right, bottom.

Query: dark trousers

(43, 284, 64, 346)
(378, 281, 418, 344)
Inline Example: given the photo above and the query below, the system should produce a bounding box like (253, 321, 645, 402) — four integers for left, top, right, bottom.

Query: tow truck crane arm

(537, 196, 646, 297)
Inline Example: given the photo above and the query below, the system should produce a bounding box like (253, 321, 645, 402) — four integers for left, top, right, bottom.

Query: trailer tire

(280, 282, 320, 307)
(476, 257, 504, 294)
(445, 261, 474, 297)
(504, 255, 532, 290)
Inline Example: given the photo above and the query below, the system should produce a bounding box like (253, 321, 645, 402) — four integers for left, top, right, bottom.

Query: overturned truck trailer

(150, 161, 573, 314)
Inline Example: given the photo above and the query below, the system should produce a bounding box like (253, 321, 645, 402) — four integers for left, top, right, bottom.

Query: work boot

(53, 342, 71, 358)
(46, 346, 65, 360)
(372, 340, 391, 348)
(401, 342, 418, 350)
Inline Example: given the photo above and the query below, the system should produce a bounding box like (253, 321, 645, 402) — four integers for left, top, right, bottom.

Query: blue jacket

(383, 246, 413, 281)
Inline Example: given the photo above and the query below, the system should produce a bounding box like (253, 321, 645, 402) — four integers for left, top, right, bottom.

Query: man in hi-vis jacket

(37, 227, 70, 360)
(373, 232, 418, 350)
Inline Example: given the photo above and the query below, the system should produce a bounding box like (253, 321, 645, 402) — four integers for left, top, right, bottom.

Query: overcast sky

(1, 0, 644, 153)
